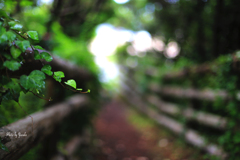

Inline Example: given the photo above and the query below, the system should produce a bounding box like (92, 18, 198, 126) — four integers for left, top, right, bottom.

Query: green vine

(0, 10, 90, 151)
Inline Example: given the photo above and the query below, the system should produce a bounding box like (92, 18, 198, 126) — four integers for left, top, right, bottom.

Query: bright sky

(89, 24, 134, 82)
(41, 0, 130, 5)
(90, 24, 134, 56)
(39, 0, 53, 5)
(114, 0, 129, 4)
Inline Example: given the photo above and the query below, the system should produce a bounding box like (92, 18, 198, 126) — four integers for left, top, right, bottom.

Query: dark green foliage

(3, 60, 21, 71)
(0, 138, 9, 152)
(27, 31, 39, 41)
(40, 52, 52, 62)
(15, 40, 30, 52)
(41, 64, 52, 76)
(0, 4, 98, 156)
(0, 8, 84, 106)
(20, 70, 46, 91)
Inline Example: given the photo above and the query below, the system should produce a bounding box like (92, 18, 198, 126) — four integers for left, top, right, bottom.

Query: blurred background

(1, 0, 240, 159)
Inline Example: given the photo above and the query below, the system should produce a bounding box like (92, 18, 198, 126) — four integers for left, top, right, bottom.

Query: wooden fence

(0, 49, 95, 160)
(119, 65, 229, 159)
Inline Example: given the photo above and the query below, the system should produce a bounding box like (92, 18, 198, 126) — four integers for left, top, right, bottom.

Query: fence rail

(149, 83, 231, 101)
(0, 95, 88, 160)
(147, 95, 228, 129)
(120, 65, 229, 159)
(120, 82, 227, 159)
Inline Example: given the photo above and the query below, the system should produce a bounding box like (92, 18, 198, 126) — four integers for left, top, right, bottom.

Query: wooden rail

(163, 64, 213, 80)
(147, 95, 228, 129)
(120, 83, 227, 159)
(120, 79, 228, 129)
(119, 63, 230, 159)
(149, 83, 230, 101)
(0, 95, 88, 160)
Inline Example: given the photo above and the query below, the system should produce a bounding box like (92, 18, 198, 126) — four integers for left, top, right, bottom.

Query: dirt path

(93, 100, 205, 160)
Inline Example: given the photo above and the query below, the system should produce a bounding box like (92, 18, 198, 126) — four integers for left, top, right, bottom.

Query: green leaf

(34, 50, 41, 60)
(0, 10, 9, 19)
(41, 52, 53, 62)
(3, 60, 21, 71)
(4, 79, 21, 102)
(5, 31, 16, 41)
(0, 26, 6, 36)
(20, 70, 46, 90)
(0, 33, 8, 43)
(9, 21, 22, 31)
(8, 21, 15, 27)
(10, 24, 23, 30)
(0, 31, 16, 43)
(34, 45, 44, 50)
(27, 31, 39, 41)
(77, 88, 82, 91)
(53, 71, 64, 82)
(10, 46, 21, 59)
(0, 76, 11, 86)
(15, 40, 30, 52)
(0, 138, 9, 152)
(3, 53, 12, 60)
(87, 89, 90, 93)
(41, 64, 53, 76)
(65, 79, 76, 89)
(2, 91, 15, 102)
(36, 89, 39, 94)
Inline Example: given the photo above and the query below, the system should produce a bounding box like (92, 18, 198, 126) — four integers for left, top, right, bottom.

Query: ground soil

(93, 100, 206, 160)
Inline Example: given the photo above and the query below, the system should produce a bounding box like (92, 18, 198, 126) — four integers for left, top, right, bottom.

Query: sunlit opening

(90, 24, 133, 56)
(95, 57, 119, 82)
(114, 0, 130, 4)
(39, 0, 53, 5)
(89, 24, 133, 82)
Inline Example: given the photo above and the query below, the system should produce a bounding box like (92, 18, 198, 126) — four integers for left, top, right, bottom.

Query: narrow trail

(93, 100, 205, 160)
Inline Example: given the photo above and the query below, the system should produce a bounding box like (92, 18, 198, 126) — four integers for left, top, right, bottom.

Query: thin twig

(29, 90, 52, 101)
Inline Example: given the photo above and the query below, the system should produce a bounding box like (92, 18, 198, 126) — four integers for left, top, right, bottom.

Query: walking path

(93, 100, 205, 160)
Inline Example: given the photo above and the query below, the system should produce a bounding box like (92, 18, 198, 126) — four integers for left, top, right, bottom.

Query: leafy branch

(0, 9, 90, 151)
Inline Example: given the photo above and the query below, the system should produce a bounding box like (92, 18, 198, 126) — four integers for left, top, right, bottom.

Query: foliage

(50, 22, 99, 74)
(0, 9, 85, 105)
(0, 138, 8, 152)
(0, 6, 92, 153)
(0, 0, 112, 157)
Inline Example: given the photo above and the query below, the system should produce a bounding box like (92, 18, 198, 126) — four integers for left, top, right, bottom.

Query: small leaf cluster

(0, 10, 89, 105)
(0, 10, 52, 104)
